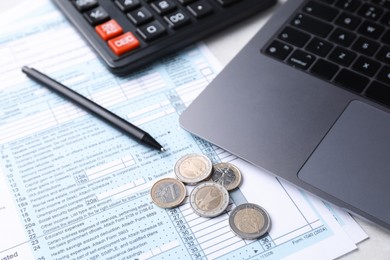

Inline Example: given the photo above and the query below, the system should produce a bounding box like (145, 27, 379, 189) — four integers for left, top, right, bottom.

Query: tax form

(0, 1, 366, 259)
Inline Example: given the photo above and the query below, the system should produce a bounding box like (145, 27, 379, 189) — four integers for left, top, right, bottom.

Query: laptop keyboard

(263, 0, 390, 107)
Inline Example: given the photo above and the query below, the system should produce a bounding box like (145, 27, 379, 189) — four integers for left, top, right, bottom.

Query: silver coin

(229, 203, 271, 240)
(189, 182, 229, 218)
(174, 153, 212, 185)
(150, 178, 186, 208)
(211, 162, 242, 191)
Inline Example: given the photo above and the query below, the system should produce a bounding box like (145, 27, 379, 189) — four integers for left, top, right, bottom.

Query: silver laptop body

(180, 0, 390, 229)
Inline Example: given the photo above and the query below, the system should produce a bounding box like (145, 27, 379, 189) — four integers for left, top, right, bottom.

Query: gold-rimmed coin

(174, 153, 212, 185)
(211, 162, 242, 191)
(229, 203, 271, 240)
(150, 178, 186, 208)
(189, 182, 229, 218)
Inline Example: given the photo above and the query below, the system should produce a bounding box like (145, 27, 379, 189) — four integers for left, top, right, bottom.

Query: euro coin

(211, 162, 242, 191)
(190, 182, 229, 218)
(150, 178, 186, 208)
(229, 203, 271, 240)
(174, 153, 212, 185)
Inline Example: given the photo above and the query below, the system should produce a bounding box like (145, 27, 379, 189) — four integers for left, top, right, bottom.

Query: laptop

(180, 0, 390, 230)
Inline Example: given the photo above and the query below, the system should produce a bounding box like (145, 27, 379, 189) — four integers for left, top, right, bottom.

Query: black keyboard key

(377, 65, 390, 85)
(151, 0, 177, 15)
(265, 40, 293, 60)
(305, 37, 333, 57)
(310, 59, 339, 80)
(291, 13, 333, 37)
(178, 0, 196, 4)
(380, 12, 390, 26)
(334, 68, 369, 93)
(287, 50, 316, 70)
(187, 1, 213, 18)
(358, 20, 385, 39)
(84, 6, 110, 25)
(376, 45, 390, 65)
(319, 0, 336, 4)
(303, 1, 339, 21)
(352, 36, 380, 56)
(278, 26, 310, 47)
(215, 0, 240, 6)
(329, 46, 357, 66)
(335, 12, 362, 30)
(137, 20, 167, 41)
(329, 28, 356, 47)
(335, 0, 362, 13)
(352, 56, 381, 76)
(164, 10, 191, 29)
(128, 7, 154, 25)
(382, 30, 390, 45)
(366, 81, 390, 106)
(115, 0, 140, 11)
(371, 0, 390, 9)
(72, 0, 98, 11)
(357, 3, 384, 21)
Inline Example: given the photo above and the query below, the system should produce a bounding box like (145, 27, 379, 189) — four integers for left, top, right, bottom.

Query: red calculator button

(95, 19, 123, 41)
(108, 32, 140, 56)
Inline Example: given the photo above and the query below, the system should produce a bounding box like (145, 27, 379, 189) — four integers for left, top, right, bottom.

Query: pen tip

(161, 147, 166, 152)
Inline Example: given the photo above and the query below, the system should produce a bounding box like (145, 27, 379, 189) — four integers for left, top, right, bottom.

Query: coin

(211, 162, 242, 191)
(189, 182, 229, 218)
(174, 153, 212, 185)
(150, 178, 186, 208)
(229, 203, 271, 240)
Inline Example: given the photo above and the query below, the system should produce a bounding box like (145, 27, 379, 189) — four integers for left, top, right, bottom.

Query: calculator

(52, 0, 277, 75)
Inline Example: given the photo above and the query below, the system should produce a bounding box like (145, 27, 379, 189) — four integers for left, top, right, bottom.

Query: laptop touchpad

(298, 100, 390, 223)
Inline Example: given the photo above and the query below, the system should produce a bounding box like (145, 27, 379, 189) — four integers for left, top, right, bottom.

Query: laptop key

(352, 56, 381, 77)
(291, 13, 333, 37)
(352, 36, 380, 56)
(357, 3, 384, 21)
(310, 59, 339, 80)
(335, 0, 361, 13)
(335, 12, 362, 30)
(329, 28, 356, 47)
(380, 12, 390, 26)
(329, 46, 357, 66)
(278, 26, 310, 47)
(265, 40, 293, 60)
(377, 65, 390, 85)
(334, 68, 369, 93)
(376, 45, 390, 65)
(366, 81, 390, 107)
(305, 37, 333, 57)
(303, 1, 339, 22)
(358, 20, 385, 39)
(287, 49, 316, 70)
(382, 30, 390, 45)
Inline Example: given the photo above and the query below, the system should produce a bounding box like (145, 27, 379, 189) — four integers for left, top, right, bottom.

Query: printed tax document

(0, 0, 366, 259)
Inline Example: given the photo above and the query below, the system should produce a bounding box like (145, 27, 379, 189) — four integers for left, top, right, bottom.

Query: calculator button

(84, 6, 110, 25)
(128, 7, 154, 25)
(95, 19, 123, 40)
(72, 0, 98, 12)
(115, 0, 141, 12)
(137, 21, 167, 41)
(164, 10, 191, 29)
(187, 1, 214, 18)
(151, 0, 177, 15)
(108, 32, 140, 56)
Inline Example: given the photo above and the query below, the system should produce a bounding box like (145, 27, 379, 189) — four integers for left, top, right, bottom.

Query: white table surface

(1, 1, 389, 259)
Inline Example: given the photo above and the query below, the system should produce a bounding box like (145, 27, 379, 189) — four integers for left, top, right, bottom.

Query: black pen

(22, 66, 165, 152)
